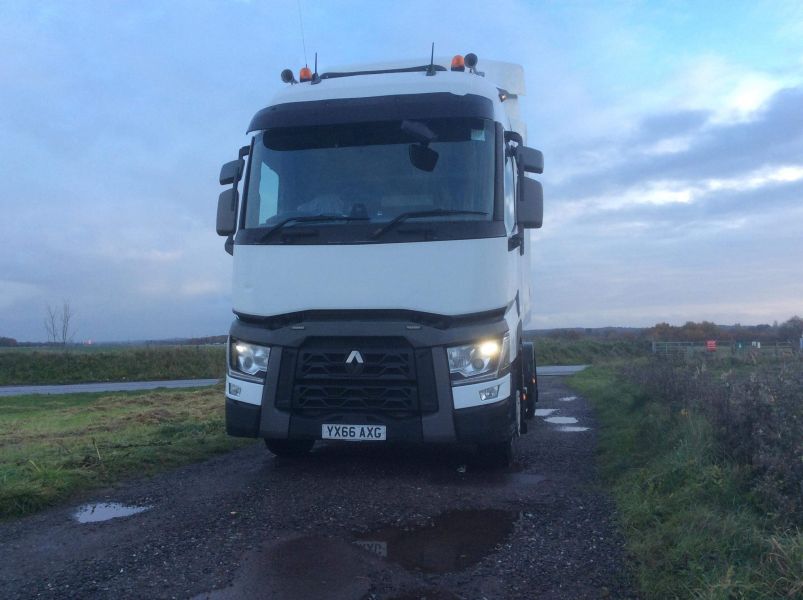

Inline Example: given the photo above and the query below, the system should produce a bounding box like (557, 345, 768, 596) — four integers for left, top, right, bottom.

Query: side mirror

(516, 146, 544, 174)
(219, 159, 244, 186)
(517, 177, 543, 229)
(216, 188, 238, 236)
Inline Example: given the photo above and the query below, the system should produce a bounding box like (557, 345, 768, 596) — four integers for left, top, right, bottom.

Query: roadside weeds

(571, 364, 802, 599)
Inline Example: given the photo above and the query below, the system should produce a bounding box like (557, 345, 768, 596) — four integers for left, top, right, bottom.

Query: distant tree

(44, 300, 76, 346)
(0, 336, 17, 347)
(777, 316, 803, 342)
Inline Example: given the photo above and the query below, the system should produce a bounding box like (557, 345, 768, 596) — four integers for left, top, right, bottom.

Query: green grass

(0, 385, 251, 518)
(571, 365, 802, 599)
(531, 338, 648, 365)
(0, 345, 226, 385)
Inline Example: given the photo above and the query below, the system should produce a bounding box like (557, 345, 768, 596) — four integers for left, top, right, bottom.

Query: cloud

(2, 1, 803, 337)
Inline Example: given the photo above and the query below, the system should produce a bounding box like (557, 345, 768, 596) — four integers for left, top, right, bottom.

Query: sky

(1, 0, 802, 341)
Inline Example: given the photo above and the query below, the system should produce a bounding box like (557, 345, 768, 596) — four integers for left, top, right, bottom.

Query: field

(572, 358, 802, 599)
(531, 337, 648, 365)
(0, 345, 226, 386)
(0, 384, 251, 519)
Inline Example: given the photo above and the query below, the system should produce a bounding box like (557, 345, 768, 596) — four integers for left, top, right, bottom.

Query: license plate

(321, 424, 387, 441)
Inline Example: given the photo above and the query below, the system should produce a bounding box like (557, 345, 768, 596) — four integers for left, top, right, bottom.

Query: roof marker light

(451, 55, 465, 72)
(299, 66, 312, 82)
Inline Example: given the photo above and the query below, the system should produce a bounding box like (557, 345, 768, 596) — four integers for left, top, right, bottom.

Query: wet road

(0, 379, 220, 397)
(0, 375, 635, 599)
(536, 365, 588, 376)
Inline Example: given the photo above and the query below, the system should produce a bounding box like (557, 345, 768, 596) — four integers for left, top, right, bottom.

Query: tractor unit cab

(216, 52, 543, 466)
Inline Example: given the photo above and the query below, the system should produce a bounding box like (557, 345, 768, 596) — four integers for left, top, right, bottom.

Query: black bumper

(226, 392, 514, 444)
(453, 395, 515, 444)
(226, 398, 261, 437)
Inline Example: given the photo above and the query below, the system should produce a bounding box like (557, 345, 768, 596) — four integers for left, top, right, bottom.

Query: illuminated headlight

(447, 334, 510, 384)
(229, 339, 270, 380)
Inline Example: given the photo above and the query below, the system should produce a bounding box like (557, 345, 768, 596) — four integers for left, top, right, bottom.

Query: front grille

(298, 348, 414, 380)
(295, 383, 416, 412)
(288, 337, 419, 414)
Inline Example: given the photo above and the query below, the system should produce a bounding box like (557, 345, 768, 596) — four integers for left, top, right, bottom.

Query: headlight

(447, 334, 510, 384)
(229, 339, 270, 380)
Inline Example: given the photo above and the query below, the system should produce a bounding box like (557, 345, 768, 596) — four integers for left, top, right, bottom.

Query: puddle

(544, 416, 578, 425)
(73, 502, 151, 523)
(353, 508, 517, 573)
(534, 408, 557, 417)
(558, 396, 577, 402)
(557, 426, 590, 432)
(198, 535, 372, 600)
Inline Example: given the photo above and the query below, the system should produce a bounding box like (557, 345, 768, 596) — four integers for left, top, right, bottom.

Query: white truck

(216, 52, 543, 466)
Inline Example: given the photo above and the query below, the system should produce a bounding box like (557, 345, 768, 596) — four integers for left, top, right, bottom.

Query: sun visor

(247, 93, 494, 133)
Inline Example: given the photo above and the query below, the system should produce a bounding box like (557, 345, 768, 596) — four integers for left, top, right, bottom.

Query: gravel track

(0, 376, 637, 599)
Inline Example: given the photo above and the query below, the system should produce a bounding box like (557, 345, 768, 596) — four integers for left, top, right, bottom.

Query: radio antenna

(296, 0, 308, 66)
(426, 42, 436, 76)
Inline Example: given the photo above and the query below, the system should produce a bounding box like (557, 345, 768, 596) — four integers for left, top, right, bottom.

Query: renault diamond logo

(345, 350, 364, 374)
(346, 350, 364, 364)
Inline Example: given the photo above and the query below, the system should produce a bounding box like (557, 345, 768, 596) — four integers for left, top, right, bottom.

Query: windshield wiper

(370, 210, 487, 240)
(259, 214, 369, 241)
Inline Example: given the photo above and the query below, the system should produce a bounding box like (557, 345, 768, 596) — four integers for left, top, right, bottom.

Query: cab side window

(504, 148, 516, 233)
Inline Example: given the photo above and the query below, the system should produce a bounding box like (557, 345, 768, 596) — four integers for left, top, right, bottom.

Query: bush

(573, 365, 803, 598)
(624, 358, 803, 525)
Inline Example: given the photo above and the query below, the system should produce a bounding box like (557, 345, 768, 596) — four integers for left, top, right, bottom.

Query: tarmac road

(0, 379, 220, 397)
(0, 374, 635, 600)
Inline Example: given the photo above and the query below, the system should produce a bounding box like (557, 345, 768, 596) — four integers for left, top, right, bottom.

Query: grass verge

(571, 365, 802, 599)
(0, 345, 226, 385)
(0, 385, 251, 519)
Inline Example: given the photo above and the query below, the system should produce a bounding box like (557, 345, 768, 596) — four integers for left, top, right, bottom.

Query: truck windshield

(243, 118, 496, 232)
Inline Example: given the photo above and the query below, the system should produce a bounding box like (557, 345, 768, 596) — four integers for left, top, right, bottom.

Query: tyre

(478, 438, 514, 468)
(264, 438, 315, 457)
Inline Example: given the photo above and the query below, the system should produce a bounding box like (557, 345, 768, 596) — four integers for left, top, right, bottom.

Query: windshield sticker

(471, 129, 486, 141)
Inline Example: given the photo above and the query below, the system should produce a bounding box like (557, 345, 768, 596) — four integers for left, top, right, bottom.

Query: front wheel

(477, 439, 514, 468)
(264, 438, 315, 457)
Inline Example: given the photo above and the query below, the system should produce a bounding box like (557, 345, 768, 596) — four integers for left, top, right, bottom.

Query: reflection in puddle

(534, 408, 557, 417)
(558, 396, 577, 402)
(544, 416, 578, 424)
(73, 502, 151, 523)
(354, 509, 517, 573)
(557, 426, 590, 432)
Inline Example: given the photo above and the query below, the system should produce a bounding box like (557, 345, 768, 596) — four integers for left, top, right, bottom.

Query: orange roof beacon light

(450, 54, 465, 72)
(299, 66, 313, 82)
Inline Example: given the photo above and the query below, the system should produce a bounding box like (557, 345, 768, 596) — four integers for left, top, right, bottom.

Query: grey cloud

(636, 109, 710, 142)
(549, 85, 803, 203)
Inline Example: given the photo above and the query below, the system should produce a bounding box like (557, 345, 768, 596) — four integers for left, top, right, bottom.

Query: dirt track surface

(0, 377, 637, 599)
